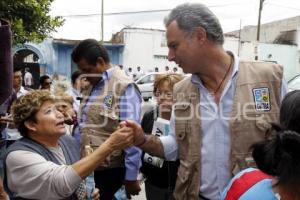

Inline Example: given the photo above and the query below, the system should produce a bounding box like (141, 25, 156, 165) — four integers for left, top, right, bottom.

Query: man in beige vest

(123, 3, 287, 200)
(71, 39, 142, 200)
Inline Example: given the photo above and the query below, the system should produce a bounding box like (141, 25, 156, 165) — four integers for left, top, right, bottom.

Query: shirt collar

(71, 87, 81, 96)
(19, 86, 26, 94)
(191, 51, 240, 86)
(94, 66, 115, 86)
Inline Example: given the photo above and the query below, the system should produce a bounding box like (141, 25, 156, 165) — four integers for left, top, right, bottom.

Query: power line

(60, 3, 243, 18)
(62, 9, 171, 17)
(265, 2, 300, 11)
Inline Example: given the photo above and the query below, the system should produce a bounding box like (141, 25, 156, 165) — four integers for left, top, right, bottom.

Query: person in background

(154, 67, 159, 72)
(118, 65, 124, 70)
(66, 71, 90, 145)
(13, 67, 29, 98)
(72, 39, 142, 200)
(165, 66, 170, 72)
(121, 3, 286, 199)
(80, 76, 90, 92)
(222, 90, 300, 200)
(3, 90, 135, 200)
(55, 92, 77, 136)
(67, 71, 84, 113)
(172, 67, 178, 74)
(141, 73, 183, 200)
(2, 67, 30, 147)
(39, 75, 52, 91)
(24, 67, 33, 88)
(2, 67, 29, 147)
(126, 67, 135, 80)
(133, 74, 137, 81)
(136, 66, 144, 80)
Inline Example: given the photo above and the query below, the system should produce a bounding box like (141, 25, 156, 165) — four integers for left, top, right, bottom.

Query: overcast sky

(50, 0, 300, 41)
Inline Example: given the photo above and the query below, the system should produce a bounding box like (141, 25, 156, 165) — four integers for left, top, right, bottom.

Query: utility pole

(238, 19, 242, 56)
(255, 0, 265, 60)
(101, 0, 104, 42)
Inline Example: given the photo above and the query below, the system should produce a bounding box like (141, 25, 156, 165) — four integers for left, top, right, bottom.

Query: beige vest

(173, 61, 283, 200)
(79, 68, 135, 169)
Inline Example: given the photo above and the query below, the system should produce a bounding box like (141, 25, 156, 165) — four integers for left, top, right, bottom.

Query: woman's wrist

(100, 140, 114, 155)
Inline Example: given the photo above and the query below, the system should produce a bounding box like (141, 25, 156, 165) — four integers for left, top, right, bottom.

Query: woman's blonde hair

(153, 73, 184, 94)
(11, 90, 55, 137)
(55, 91, 74, 105)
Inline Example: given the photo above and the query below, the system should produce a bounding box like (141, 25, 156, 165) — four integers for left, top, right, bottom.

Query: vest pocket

(84, 129, 110, 148)
(174, 103, 194, 120)
(98, 111, 119, 132)
(175, 161, 191, 195)
(85, 104, 119, 132)
(175, 123, 189, 160)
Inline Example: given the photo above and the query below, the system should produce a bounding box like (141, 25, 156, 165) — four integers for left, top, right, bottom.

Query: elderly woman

(140, 73, 183, 200)
(55, 92, 77, 135)
(3, 90, 134, 200)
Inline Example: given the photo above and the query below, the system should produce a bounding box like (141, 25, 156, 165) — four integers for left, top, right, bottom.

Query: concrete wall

(227, 16, 300, 48)
(122, 28, 179, 73)
(259, 43, 300, 81)
(224, 37, 240, 55)
(13, 39, 123, 83)
(121, 28, 300, 78)
(223, 38, 300, 81)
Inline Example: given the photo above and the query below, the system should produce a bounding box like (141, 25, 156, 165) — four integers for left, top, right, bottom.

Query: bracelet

(136, 135, 147, 147)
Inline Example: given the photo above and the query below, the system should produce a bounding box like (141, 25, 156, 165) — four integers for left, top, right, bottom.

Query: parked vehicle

(135, 72, 163, 101)
(288, 74, 300, 91)
(135, 72, 191, 101)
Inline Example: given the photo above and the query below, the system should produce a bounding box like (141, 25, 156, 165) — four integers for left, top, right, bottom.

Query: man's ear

(194, 27, 207, 45)
(96, 57, 106, 66)
(24, 120, 37, 132)
(96, 57, 107, 73)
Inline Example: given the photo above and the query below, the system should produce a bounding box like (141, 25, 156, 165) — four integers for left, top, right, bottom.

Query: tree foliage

(0, 0, 64, 44)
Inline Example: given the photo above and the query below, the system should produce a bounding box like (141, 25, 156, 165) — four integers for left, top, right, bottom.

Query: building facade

(111, 28, 179, 73)
(13, 39, 124, 88)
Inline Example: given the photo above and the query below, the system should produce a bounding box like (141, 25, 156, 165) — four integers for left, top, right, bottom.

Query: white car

(288, 74, 300, 91)
(135, 72, 163, 101)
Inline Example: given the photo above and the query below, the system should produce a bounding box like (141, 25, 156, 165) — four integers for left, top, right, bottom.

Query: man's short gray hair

(164, 3, 224, 45)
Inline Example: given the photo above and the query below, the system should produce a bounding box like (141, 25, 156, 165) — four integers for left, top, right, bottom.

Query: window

(154, 55, 168, 59)
(161, 33, 167, 47)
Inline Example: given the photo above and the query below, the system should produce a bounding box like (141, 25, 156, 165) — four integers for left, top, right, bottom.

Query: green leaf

(0, 0, 64, 45)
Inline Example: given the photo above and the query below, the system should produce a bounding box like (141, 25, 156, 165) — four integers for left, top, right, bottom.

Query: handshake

(105, 120, 145, 151)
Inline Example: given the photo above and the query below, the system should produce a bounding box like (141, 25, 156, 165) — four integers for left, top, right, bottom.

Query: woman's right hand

(105, 126, 134, 151)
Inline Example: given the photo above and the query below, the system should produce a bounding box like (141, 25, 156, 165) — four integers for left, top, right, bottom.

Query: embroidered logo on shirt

(252, 87, 271, 111)
(103, 94, 113, 109)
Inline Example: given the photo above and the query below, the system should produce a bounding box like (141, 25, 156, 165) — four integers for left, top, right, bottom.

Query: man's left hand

(92, 188, 100, 200)
(124, 180, 141, 198)
(0, 115, 12, 124)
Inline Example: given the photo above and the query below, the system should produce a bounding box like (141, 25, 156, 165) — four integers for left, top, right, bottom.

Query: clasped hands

(106, 120, 145, 151)
(104, 121, 144, 197)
